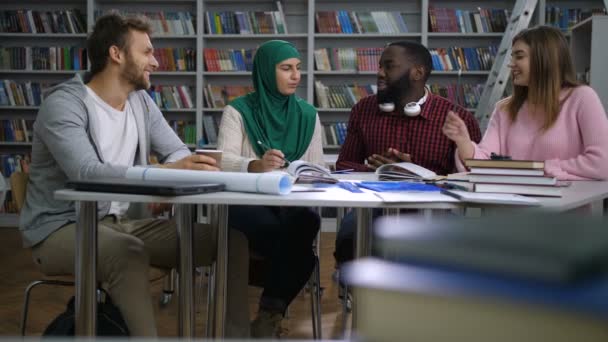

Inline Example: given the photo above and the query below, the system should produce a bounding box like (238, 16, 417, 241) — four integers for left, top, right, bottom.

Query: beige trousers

(31, 215, 250, 337)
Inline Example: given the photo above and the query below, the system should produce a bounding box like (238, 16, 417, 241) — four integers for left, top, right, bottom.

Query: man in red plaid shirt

(334, 41, 481, 268)
(336, 41, 481, 173)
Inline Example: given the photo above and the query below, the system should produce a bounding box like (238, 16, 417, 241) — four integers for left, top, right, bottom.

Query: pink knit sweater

(456, 86, 608, 180)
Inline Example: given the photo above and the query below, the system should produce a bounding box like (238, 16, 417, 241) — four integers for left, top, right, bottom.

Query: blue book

(356, 181, 440, 192)
(343, 258, 608, 342)
(0, 82, 8, 105)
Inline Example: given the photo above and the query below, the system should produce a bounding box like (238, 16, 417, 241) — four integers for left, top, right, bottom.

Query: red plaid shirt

(336, 93, 482, 175)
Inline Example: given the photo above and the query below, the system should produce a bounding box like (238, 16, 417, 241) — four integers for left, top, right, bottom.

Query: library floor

(0, 228, 349, 338)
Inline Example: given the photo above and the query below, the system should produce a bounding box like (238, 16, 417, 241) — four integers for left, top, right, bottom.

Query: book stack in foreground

(461, 159, 565, 197)
(341, 214, 608, 342)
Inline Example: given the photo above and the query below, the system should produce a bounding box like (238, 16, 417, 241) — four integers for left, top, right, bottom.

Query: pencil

(256, 140, 291, 166)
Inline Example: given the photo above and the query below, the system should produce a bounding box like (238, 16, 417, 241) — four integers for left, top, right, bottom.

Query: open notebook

(375, 162, 444, 181)
(286, 160, 338, 184)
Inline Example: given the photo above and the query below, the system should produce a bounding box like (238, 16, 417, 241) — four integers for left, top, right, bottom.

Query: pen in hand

(257, 140, 291, 166)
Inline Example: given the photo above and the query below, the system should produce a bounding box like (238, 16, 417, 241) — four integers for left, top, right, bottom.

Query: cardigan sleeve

(216, 105, 255, 172)
(300, 114, 325, 167)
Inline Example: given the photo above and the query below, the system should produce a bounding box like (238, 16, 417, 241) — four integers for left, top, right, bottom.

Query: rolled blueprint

(126, 167, 293, 195)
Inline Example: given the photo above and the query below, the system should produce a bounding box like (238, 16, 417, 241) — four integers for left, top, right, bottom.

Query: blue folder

(356, 181, 440, 192)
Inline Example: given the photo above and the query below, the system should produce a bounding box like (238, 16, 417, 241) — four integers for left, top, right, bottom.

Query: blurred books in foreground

(342, 214, 608, 342)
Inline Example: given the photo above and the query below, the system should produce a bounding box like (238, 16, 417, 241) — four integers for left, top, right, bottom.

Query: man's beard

(123, 55, 148, 91)
(377, 72, 411, 105)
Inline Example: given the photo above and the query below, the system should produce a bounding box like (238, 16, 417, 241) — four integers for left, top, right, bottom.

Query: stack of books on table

(458, 159, 565, 197)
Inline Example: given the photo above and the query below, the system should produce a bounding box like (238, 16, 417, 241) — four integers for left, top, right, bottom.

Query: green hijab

(230, 40, 317, 161)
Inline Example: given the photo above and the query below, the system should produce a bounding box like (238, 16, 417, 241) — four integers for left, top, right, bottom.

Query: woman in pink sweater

(443, 25, 608, 180)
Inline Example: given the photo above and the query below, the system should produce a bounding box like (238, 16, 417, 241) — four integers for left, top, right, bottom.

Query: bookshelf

(570, 15, 608, 111)
(0, 0, 606, 224)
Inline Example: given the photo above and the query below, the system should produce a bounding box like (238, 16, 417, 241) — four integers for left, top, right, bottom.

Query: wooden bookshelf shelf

(0, 106, 40, 110)
(0, 33, 87, 38)
(152, 71, 197, 76)
(314, 71, 377, 76)
(160, 108, 197, 113)
(427, 33, 505, 37)
(0, 142, 33, 146)
(314, 33, 422, 38)
(203, 34, 308, 39)
(0, 70, 83, 74)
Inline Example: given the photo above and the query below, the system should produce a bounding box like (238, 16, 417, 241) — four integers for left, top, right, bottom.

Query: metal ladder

(474, 0, 538, 130)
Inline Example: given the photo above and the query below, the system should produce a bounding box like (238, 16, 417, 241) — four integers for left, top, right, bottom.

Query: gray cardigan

(19, 74, 191, 247)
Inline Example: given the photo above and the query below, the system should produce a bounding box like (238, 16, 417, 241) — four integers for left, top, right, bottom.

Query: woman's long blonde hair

(504, 25, 578, 130)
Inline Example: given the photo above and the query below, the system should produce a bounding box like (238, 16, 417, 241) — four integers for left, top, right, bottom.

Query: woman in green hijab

(217, 40, 324, 338)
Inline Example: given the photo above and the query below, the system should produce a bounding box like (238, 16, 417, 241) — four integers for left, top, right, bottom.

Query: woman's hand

(443, 110, 475, 161)
(443, 110, 471, 145)
(248, 149, 287, 172)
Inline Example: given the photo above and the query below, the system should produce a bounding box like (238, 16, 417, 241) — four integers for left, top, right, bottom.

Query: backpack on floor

(43, 291, 130, 336)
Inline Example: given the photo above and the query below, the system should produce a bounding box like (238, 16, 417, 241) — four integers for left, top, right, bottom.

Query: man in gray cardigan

(19, 13, 249, 336)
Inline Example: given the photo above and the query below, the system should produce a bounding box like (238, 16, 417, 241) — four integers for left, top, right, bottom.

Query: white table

(54, 180, 608, 337)
(532, 181, 608, 215)
(54, 185, 460, 337)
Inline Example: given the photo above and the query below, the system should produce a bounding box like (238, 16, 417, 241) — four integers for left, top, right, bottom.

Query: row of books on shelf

(2, 191, 16, 214)
(0, 117, 196, 147)
(0, 47, 87, 71)
(200, 45, 498, 73)
(428, 7, 509, 33)
(0, 47, 192, 72)
(95, 10, 195, 36)
(448, 159, 564, 197)
(0, 78, 484, 112)
(0, 153, 30, 178)
(173, 115, 347, 149)
(153, 48, 196, 72)
(0, 80, 53, 107)
(201, 115, 219, 145)
(203, 84, 252, 109)
(0, 153, 29, 214)
(205, 5, 288, 35)
(314, 47, 383, 72)
(0, 119, 33, 143)
(316, 11, 409, 34)
(429, 83, 483, 109)
(5, 7, 605, 37)
(168, 120, 196, 145)
(203, 48, 255, 72)
(147, 85, 194, 110)
(0, 9, 86, 34)
(314, 81, 376, 109)
(429, 46, 497, 72)
(545, 7, 607, 31)
(322, 122, 347, 147)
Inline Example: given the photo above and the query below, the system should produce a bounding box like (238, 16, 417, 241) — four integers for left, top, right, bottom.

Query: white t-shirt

(86, 86, 138, 216)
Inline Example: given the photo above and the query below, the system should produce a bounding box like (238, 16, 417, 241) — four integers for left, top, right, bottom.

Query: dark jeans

(229, 205, 320, 314)
(334, 208, 455, 267)
(333, 209, 382, 267)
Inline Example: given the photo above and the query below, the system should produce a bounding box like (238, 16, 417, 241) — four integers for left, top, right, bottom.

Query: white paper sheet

(126, 167, 293, 195)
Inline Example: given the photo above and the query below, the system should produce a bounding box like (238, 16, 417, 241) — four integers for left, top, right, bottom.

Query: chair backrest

(10, 171, 29, 213)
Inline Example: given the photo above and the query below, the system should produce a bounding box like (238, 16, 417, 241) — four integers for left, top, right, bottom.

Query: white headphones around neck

(379, 87, 429, 117)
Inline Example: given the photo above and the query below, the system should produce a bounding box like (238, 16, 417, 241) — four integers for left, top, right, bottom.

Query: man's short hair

(387, 41, 433, 81)
(86, 12, 153, 77)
